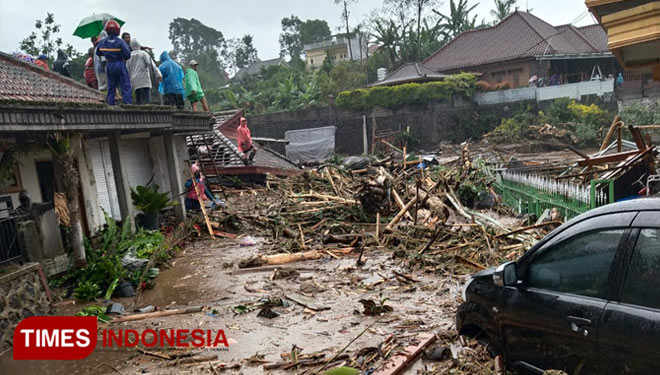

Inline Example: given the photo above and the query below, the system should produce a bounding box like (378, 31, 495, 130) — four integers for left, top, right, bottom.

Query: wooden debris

(372, 333, 436, 375)
(112, 306, 203, 323)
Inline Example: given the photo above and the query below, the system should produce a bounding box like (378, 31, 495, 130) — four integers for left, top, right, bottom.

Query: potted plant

(130, 183, 177, 230)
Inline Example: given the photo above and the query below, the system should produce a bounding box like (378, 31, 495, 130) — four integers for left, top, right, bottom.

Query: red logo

(13, 316, 98, 360)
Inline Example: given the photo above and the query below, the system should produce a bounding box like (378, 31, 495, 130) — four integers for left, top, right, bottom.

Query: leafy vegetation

(335, 73, 476, 111)
(488, 99, 614, 147)
(50, 212, 180, 302)
(75, 305, 111, 323)
(131, 183, 177, 215)
(619, 103, 660, 126)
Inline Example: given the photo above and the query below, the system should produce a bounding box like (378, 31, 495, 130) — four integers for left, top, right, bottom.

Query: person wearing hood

(53, 50, 71, 77)
(159, 51, 185, 109)
(96, 20, 132, 105)
(184, 60, 209, 112)
(35, 55, 49, 70)
(237, 117, 257, 164)
(126, 39, 162, 104)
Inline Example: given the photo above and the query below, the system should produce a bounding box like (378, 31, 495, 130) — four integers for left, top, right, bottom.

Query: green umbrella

(73, 13, 125, 39)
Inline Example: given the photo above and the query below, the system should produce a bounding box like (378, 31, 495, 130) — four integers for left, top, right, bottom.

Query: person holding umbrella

(96, 20, 132, 105)
(74, 13, 125, 91)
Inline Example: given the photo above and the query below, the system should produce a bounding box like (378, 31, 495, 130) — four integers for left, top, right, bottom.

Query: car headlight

(461, 276, 473, 302)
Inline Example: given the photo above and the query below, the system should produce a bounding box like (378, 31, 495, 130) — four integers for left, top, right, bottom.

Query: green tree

(279, 15, 304, 60)
(235, 35, 258, 69)
(491, 0, 517, 23)
(300, 19, 332, 45)
(372, 19, 402, 67)
(20, 12, 78, 61)
(168, 17, 228, 89)
(433, 0, 482, 40)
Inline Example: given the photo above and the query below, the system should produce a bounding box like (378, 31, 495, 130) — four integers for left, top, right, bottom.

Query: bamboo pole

(189, 166, 214, 237)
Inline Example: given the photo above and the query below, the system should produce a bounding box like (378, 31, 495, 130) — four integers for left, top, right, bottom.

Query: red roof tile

(423, 11, 609, 73)
(0, 52, 104, 104)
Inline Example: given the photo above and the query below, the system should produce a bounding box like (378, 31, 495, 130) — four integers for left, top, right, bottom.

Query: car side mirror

(493, 261, 517, 287)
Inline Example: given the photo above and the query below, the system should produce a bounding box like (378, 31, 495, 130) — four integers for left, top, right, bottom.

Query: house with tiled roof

(0, 51, 213, 268)
(370, 62, 447, 87)
(423, 11, 619, 89)
(231, 58, 288, 82)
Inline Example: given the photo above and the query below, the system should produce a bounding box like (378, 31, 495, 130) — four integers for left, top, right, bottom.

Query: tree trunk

(54, 144, 86, 268)
(417, 0, 423, 60)
(343, 1, 353, 60)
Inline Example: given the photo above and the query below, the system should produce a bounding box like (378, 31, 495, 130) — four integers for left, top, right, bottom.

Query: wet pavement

(1, 237, 468, 374)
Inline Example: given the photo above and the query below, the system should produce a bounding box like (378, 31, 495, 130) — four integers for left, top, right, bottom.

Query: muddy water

(1, 238, 466, 374)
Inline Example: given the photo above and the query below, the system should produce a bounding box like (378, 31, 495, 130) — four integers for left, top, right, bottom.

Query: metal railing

(496, 171, 614, 221)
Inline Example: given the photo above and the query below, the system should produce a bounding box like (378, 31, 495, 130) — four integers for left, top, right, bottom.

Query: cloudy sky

(0, 0, 596, 61)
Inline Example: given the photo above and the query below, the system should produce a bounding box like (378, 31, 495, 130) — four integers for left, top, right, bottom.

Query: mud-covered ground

(1, 236, 497, 375)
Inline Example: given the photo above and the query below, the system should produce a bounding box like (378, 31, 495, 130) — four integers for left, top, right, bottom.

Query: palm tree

(433, 0, 481, 40)
(491, 0, 517, 23)
(47, 132, 86, 268)
(372, 19, 401, 68)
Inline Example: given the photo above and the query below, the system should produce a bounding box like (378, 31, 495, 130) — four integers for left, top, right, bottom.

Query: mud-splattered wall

(0, 263, 52, 350)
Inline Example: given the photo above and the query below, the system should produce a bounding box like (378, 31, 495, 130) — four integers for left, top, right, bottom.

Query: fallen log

(112, 306, 203, 323)
(495, 221, 563, 238)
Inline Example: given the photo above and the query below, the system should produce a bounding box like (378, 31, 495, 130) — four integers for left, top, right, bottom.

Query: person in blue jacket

(96, 20, 132, 105)
(159, 51, 185, 109)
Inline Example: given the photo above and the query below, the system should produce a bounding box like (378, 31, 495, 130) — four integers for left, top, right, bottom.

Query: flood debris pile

(217, 146, 546, 274)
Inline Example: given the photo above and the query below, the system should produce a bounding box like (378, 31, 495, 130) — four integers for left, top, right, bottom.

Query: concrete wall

(475, 79, 615, 105)
(247, 97, 515, 155)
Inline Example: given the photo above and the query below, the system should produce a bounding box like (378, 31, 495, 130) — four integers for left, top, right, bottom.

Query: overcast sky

(0, 0, 596, 61)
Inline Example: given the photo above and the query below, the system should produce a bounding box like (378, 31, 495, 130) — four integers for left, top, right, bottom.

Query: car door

(599, 214, 660, 375)
(496, 213, 636, 374)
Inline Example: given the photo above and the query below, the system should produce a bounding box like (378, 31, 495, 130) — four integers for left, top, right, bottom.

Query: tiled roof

(213, 109, 244, 139)
(370, 63, 446, 86)
(423, 11, 609, 73)
(0, 52, 104, 104)
(232, 58, 287, 82)
(577, 24, 609, 52)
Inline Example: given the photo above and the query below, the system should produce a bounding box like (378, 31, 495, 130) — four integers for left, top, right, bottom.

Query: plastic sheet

(285, 126, 336, 162)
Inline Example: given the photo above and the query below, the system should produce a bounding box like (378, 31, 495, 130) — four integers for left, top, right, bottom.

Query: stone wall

(0, 263, 52, 350)
(247, 98, 532, 155)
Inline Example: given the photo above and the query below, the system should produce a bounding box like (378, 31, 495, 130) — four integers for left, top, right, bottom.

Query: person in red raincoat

(237, 117, 257, 165)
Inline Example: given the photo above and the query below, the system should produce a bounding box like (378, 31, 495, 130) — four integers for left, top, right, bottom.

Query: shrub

(476, 80, 492, 92)
(568, 100, 611, 147)
(492, 82, 511, 91)
(620, 103, 660, 126)
(336, 88, 368, 111)
(543, 97, 574, 124)
(335, 73, 477, 111)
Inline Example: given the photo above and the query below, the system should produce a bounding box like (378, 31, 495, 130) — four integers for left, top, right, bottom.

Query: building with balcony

(586, 0, 660, 99)
(303, 33, 368, 69)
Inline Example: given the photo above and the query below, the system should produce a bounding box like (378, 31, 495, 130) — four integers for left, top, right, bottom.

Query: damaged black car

(457, 198, 660, 375)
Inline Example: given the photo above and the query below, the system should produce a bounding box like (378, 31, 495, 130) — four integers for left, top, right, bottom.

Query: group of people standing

(27, 18, 208, 110)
